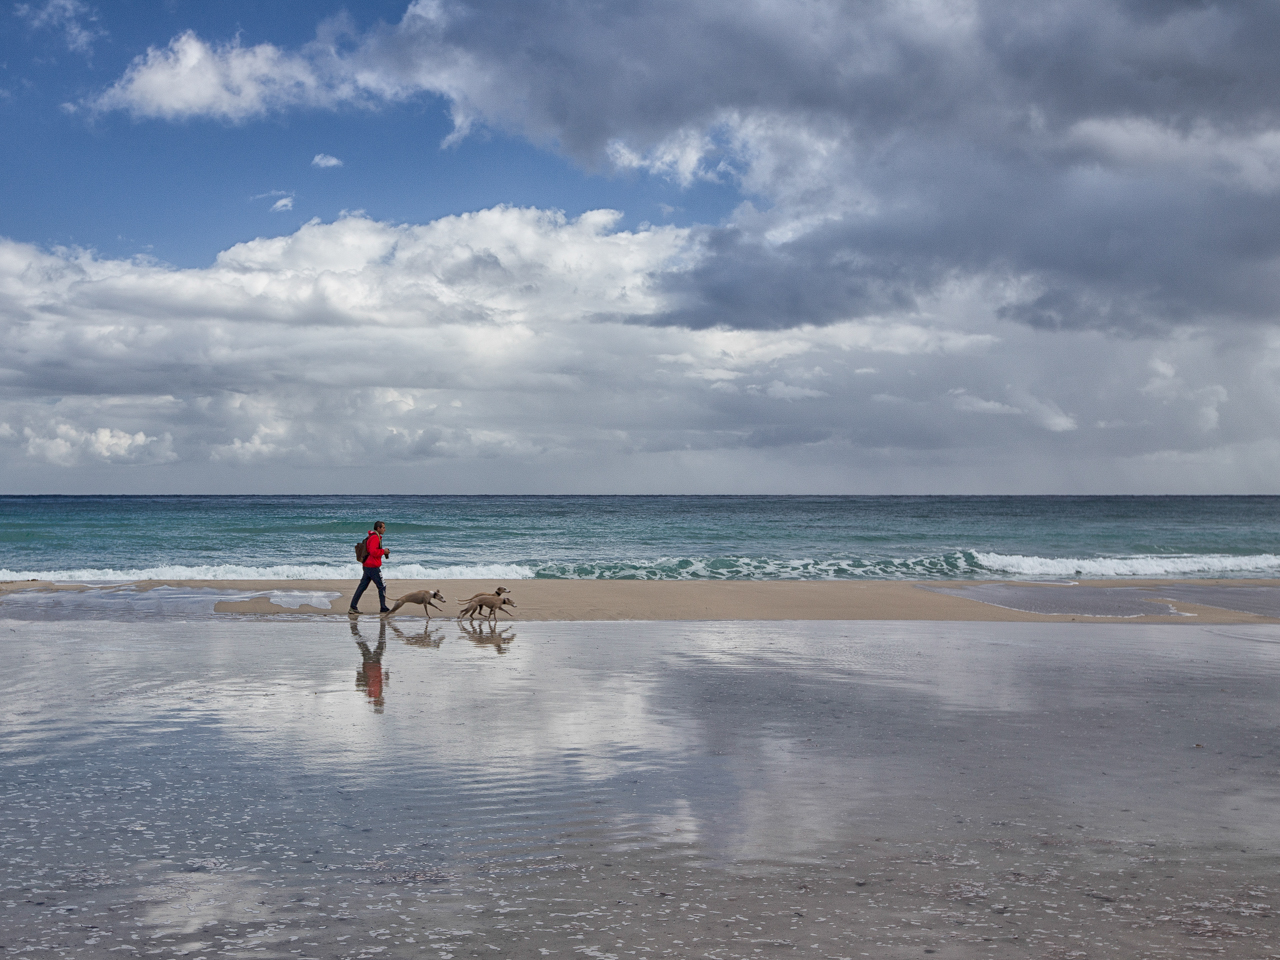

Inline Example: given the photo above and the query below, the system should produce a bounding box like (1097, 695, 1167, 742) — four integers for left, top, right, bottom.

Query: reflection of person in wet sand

(386, 620, 444, 649)
(349, 618, 388, 712)
(458, 619, 516, 654)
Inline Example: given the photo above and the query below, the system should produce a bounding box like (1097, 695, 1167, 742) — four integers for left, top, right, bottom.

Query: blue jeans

(351, 566, 387, 611)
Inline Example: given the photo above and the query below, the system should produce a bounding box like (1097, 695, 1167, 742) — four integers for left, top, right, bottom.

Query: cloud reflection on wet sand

(3, 618, 1279, 956)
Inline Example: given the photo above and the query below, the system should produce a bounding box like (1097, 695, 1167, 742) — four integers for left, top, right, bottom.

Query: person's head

(373, 521, 385, 534)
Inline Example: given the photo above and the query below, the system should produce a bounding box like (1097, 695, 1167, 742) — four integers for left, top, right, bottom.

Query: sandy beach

(4, 575, 1280, 622)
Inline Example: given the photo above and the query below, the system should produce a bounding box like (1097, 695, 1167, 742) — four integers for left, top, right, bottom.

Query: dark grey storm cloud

(91, 0, 1280, 332)
(380, 0, 1280, 152)
(342, 0, 1280, 332)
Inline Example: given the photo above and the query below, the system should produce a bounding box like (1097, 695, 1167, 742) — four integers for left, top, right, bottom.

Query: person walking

(349, 521, 391, 614)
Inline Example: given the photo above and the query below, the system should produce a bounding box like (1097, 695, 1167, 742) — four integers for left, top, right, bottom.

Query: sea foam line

(973, 552, 1280, 578)
(0, 562, 536, 582)
(3, 552, 1277, 583)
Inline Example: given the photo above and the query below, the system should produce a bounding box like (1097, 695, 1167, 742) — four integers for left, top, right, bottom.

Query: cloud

(28, 2, 1280, 488)
(81, 1, 1280, 342)
(15, 0, 103, 55)
(251, 190, 295, 211)
(312, 153, 343, 168)
(762, 381, 825, 401)
(1140, 356, 1230, 432)
(1008, 391, 1078, 433)
(949, 389, 1021, 416)
(22, 423, 176, 466)
(2, 208, 1278, 491)
(949, 387, 1076, 432)
(89, 30, 344, 121)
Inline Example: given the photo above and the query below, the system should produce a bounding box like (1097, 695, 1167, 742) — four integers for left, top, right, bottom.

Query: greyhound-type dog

(458, 594, 516, 623)
(457, 586, 509, 604)
(384, 588, 446, 617)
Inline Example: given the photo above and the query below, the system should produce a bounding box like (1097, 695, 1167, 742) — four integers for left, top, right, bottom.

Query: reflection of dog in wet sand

(459, 619, 515, 654)
(458, 594, 516, 623)
(386, 621, 444, 649)
(385, 589, 446, 617)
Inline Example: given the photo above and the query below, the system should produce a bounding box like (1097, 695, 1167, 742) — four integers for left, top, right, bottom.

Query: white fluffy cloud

(91, 30, 340, 120)
(23, 423, 176, 466)
(1, 206, 1276, 492)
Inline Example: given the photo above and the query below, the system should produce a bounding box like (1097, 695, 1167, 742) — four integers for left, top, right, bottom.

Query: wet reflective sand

(3, 618, 1279, 958)
(923, 583, 1280, 619)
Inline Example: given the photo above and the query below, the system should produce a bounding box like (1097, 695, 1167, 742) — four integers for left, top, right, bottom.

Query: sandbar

(4, 576, 1280, 622)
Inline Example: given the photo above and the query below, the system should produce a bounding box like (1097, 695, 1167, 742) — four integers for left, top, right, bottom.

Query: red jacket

(363, 531, 388, 568)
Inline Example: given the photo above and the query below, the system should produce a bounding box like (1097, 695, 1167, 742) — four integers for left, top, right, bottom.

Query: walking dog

(385, 588, 446, 617)
(458, 586, 509, 604)
(458, 594, 516, 623)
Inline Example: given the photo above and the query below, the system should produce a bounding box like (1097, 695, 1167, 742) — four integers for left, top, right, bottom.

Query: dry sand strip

(4, 576, 1280, 622)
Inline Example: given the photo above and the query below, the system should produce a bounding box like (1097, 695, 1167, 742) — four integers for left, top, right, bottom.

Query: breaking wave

(6, 551, 1278, 582)
(0, 562, 537, 583)
(972, 552, 1280, 579)
(529, 552, 1280, 580)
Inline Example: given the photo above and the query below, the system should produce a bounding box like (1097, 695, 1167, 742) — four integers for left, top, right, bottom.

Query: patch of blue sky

(0, 0, 742, 266)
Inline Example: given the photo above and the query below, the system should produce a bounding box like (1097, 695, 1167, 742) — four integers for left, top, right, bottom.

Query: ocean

(1, 494, 1278, 582)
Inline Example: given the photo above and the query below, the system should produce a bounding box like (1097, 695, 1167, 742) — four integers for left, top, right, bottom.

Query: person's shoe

(347, 608, 359, 615)
(379, 608, 391, 614)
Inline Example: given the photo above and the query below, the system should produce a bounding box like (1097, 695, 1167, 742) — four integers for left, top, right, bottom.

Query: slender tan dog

(458, 594, 516, 623)
(385, 588, 446, 618)
(457, 586, 509, 604)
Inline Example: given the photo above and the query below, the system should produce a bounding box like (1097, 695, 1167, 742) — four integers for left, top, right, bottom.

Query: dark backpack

(355, 536, 369, 563)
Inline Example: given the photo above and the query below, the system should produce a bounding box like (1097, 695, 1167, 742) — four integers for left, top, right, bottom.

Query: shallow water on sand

(4, 619, 1280, 958)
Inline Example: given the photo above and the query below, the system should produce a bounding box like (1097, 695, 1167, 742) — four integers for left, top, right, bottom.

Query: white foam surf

(3, 553, 1276, 584)
(973, 552, 1280, 579)
(0, 562, 537, 583)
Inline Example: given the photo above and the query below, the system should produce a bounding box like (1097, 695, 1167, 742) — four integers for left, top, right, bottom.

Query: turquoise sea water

(1, 495, 1278, 582)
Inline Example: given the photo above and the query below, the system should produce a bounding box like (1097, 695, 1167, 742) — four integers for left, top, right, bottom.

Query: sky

(2, 0, 1279, 494)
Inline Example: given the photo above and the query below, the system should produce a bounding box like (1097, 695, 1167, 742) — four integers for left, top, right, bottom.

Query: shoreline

(3, 576, 1280, 622)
